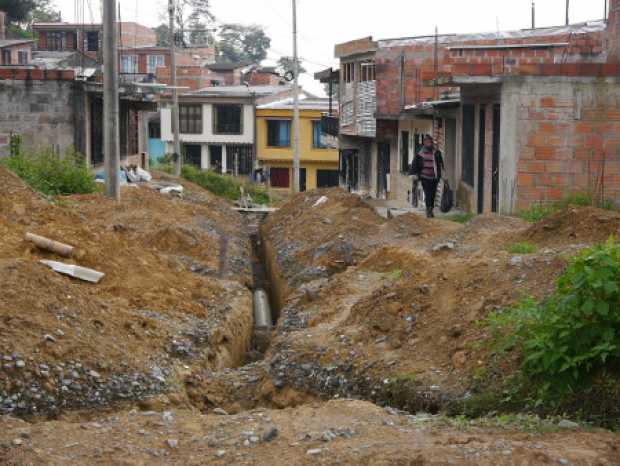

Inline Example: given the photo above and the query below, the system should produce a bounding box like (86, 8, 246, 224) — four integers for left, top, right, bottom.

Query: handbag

(440, 180, 454, 213)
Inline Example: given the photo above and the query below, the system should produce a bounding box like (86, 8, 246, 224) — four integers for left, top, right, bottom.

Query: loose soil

(2, 179, 619, 464)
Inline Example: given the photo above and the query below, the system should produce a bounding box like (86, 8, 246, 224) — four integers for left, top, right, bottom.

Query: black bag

(440, 181, 454, 213)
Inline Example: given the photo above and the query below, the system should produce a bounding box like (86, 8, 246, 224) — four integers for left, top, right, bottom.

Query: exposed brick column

(609, 0, 620, 61)
(0, 11, 6, 40)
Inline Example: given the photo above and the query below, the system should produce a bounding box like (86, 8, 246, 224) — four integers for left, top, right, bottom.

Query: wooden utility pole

(169, 0, 182, 176)
(103, 0, 120, 201)
(292, 0, 301, 193)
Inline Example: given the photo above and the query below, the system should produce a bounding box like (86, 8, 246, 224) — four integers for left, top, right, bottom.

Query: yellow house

(256, 98, 339, 191)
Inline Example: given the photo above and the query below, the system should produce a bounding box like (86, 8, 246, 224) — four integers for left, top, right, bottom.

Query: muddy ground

(1, 179, 619, 465)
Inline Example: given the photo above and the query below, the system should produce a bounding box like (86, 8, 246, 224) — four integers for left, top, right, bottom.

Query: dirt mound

(524, 207, 620, 245)
(0, 166, 253, 417)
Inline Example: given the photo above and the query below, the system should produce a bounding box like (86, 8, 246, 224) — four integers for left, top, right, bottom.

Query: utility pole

(103, 0, 120, 201)
(292, 0, 301, 193)
(169, 0, 182, 176)
(566, 0, 570, 25)
(531, 1, 536, 29)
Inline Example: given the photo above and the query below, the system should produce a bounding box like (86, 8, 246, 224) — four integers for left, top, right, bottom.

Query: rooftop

(205, 62, 252, 72)
(378, 19, 607, 47)
(188, 84, 292, 98)
(0, 39, 35, 48)
(258, 97, 336, 111)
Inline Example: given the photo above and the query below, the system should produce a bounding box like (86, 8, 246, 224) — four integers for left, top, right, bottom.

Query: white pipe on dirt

(253, 289, 272, 329)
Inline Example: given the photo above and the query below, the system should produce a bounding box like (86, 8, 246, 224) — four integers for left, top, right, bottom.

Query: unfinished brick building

(328, 1, 620, 214)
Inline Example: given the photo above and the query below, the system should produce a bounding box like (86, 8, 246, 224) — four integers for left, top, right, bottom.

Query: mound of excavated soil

(0, 167, 253, 417)
(2, 400, 618, 466)
(523, 207, 620, 245)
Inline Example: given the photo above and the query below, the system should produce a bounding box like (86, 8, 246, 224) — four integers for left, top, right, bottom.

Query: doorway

(444, 119, 457, 190)
(300, 168, 307, 192)
(340, 149, 359, 192)
(477, 108, 486, 214)
(377, 143, 390, 199)
(184, 144, 202, 168)
(492, 105, 501, 213)
(210, 145, 223, 173)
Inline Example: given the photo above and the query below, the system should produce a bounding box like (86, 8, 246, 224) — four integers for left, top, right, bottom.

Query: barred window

(179, 104, 202, 134)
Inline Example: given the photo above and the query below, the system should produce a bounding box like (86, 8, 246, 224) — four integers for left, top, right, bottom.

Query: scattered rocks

(307, 448, 322, 456)
(262, 427, 279, 442)
(166, 439, 178, 449)
(558, 420, 579, 430)
(213, 407, 229, 416)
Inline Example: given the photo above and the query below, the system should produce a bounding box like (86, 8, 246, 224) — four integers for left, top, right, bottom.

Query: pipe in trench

(253, 288, 273, 353)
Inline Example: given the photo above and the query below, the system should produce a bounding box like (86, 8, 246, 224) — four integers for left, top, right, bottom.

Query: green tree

(1, 0, 57, 37)
(0, 0, 37, 22)
(277, 56, 306, 76)
(324, 82, 337, 99)
(216, 24, 271, 64)
(154, 23, 171, 47)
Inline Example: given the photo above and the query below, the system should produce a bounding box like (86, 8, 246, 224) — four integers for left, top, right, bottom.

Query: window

(121, 55, 138, 74)
(148, 121, 161, 139)
(400, 131, 410, 173)
(47, 32, 65, 51)
(312, 121, 327, 149)
(267, 120, 291, 147)
(462, 104, 476, 187)
(361, 61, 376, 81)
(342, 62, 355, 83)
(1, 49, 11, 65)
(17, 51, 28, 65)
(213, 104, 242, 135)
(147, 55, 165, 74)
(86, 31, 99, 52)
(179, 104, 202, 134)
(270, 167, 290, 188)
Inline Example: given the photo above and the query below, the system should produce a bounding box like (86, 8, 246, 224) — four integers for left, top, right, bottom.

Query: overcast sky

(53, 0, 609, 94)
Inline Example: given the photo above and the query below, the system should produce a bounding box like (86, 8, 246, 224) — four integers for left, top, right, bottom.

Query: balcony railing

(321, 114, 339, 137)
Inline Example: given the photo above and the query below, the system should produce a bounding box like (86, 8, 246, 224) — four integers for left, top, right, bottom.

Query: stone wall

(0, 71, 81, 157)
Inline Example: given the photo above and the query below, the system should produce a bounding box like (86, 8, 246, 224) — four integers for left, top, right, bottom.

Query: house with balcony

(324, 1, 620, 214)
(159, 85, 298, 176)
(256, 98, 340, 192)
(32, 21, 156, 62)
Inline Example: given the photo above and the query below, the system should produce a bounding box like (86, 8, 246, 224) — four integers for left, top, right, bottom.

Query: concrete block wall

(0, 71, 79, 157)
(502, 77, 620, 212)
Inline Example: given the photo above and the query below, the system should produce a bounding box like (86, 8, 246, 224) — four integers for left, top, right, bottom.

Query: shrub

(507, 242, 538, 255)
(180, 165, 271, 205)
(518, 204, 557, 223)
(4, 147, 96, 196)
(489, 238, 620, 404)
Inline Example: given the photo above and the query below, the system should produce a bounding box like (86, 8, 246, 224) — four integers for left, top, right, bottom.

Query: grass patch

(444, 212, 474, 224)
(158, 163, 271, 205)
(518, 193, 616, 223)
(506, 242, 538, 255)
(3, 147, 96, 196)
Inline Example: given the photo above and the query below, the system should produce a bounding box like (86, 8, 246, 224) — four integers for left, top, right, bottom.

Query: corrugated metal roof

(0, 39, 35, 48)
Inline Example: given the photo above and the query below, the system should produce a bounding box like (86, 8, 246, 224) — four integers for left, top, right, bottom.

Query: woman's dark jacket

(409, 148, 445, 181)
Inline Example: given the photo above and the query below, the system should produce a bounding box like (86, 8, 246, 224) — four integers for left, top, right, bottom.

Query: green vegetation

(444, 212, 474, 224)
(488, 238, 620, 407)
(159, 163, 271, 205)
(3, 147, 97, 196)
(506, 242, 538, 255)
(518, 193, 616, 223)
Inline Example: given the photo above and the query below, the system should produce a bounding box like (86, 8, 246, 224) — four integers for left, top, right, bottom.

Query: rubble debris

(25, 232, 75, 258)
(39, 260, 105, 284)
(313, 196, 329, 208)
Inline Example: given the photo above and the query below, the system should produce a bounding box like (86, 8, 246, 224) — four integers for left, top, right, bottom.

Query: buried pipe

(253, 288, 273, 353)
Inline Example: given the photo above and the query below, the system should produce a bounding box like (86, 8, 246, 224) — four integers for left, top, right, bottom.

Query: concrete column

(201, 144, 209, 170)
(222, 144, 228, 174)
(609, 0, 620, 61)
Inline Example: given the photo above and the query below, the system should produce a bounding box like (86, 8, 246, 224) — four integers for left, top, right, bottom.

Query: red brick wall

(120, 23, 156, 48)
(514, 83, 620, 210)
(376, 28, 608, 117)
